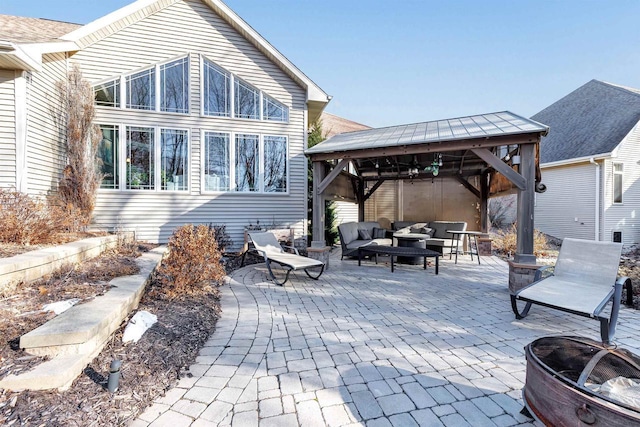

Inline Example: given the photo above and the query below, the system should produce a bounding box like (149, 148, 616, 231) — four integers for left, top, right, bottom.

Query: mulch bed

(0, 247, 246, 426)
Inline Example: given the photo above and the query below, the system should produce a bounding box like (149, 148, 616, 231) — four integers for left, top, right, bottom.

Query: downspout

(590, 157, 600, 241)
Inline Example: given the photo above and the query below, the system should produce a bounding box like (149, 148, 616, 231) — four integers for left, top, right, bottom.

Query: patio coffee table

(357, 245, 439, 274)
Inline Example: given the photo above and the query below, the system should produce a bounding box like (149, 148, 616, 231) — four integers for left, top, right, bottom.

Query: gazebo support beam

(357, 178, 365, 222)
(311, 161, 326, 248)
(515, 143, 536, 263)
(317, 159, 350, 195)
(480, 171, 489, 233)
(455, 174, 480, 199)
(471, 148, 525, 190)
(363, 179, 385, 202)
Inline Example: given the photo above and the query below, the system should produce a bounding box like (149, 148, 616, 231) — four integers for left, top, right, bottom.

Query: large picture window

(235, 79, 260, 120)
(161, 129, 188, 191)
(613, 162, 623, 204)
(126, 69, 155, 110)
(235, 134, 259, 191)
(203, 132, 230, 191)
(203, 60, 230, 117)
(98, 125, 118, 189)
(160, 58, 189, 114)
(264, 136, 287, 192)
(126, 127, 155, 190)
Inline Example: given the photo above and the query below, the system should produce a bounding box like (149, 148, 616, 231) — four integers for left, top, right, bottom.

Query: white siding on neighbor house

(603, 121, 640, 246)
(0, 70, 17, 188)
(334, 201, 358, 225)
(535, 163, 597, 240)
(69, 0, 308, 248)
(25, 53, 68, 196)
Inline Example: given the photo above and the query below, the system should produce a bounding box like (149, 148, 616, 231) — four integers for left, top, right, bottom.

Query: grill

(524, 336, 640, 426)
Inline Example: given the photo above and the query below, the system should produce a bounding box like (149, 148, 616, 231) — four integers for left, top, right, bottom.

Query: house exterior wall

(68, 0, 308, 248)
(603, 121, 640, 246)
(0, 70, 17, 188)
(535, 163, 597, 240)
(25, 53, 68, 195)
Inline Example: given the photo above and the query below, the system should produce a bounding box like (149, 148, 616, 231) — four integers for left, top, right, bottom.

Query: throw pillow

(396, 227, 411, 235)
(420, 227, 433, 237)
(372, 227, 387, 239)
(358, 229, 372, 240)
(409, 223, 428, 233)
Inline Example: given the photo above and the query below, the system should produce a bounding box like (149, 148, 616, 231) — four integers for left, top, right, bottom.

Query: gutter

(590, 157, 600, 241)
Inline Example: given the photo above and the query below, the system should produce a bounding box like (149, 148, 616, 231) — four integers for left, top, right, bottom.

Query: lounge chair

(243, 231, 325, 286)
(511, 238, 631, 344)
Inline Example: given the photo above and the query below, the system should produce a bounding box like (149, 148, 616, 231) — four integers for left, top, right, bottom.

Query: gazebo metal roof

(306, 111, 548, 155)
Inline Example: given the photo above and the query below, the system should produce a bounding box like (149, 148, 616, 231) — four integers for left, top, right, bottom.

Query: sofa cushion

(346, 238, 392, 250)
(358, 229, 372, 240)
(372, 227, 387, 239)
(428, 221, 466, 238)
(358, 222, 380, 236)
(409, 223, 428, 233)
(393, 221, 416, 231)
(338, 222, 360, 245)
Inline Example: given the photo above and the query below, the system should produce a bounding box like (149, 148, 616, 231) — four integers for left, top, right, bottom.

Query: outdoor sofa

(337, 221, 393, 259)
(392, 221, 467, 255)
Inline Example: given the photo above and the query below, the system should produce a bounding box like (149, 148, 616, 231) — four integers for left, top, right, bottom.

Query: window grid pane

(235, 134, 259, 191)
(161, 129, 188, 191)
(126, 69, 155, 110)
(203, 61, 230, 117)
(235, 79, 259, 119)
(160, 58, 189, 114)
(613, 163, 623, 203)
(263, 95, 289, 122)
(126, 127, 154, 190)
(264, 136, 287, 192)
(95, 80, 120, 107)
(204, 132, 230, 191)
(98, 125, 118, 189)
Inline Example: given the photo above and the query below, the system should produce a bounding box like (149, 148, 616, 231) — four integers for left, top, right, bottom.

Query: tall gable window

(613, 162, 623, 204)
(95, 80, 120, 107)
(263, 94, 288, 122)
(160, 58, 189, 113)
(203, 60, 230, 117)
(235, 79, 260, 120)
(127, 69, 155, 110)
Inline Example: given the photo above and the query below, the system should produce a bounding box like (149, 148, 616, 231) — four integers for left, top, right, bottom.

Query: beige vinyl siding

(535, 163, 596, 240)
(0, 70, 16, 188)
(364, 181, 397, 228)
(70, 0, 307, 247)
(334, 201, 358, 225)
(25, 53, 67, 195)
(603, 121, 640, 246)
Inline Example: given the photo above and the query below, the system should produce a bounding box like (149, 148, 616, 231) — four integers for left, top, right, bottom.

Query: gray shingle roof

(306, 111, 547, 155)
(0, 15, 80, 44)
(532, 80, 640, 164)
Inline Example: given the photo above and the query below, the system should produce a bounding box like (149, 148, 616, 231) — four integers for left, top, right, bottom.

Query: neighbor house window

(263, 94, 288, 122)
(161, 129, 188, 191)
(98, 125, 118, 189)
(126, 127, 154, 190)
(160, 58, 189, 113)
(126, 69, 155, 110)
(613, 162, 623, 204)
(263, 135, 287, 192)
(235, 79, 260, 120)
(95, 80, 120, 107)
(235, 134, 259, 191)
(203, 60, 230, 117)
(203, 132, 230, 191)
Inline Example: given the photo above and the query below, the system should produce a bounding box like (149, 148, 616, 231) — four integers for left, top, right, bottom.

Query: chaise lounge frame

(511, 238, 632, 345)
(242, 231, 325, 286)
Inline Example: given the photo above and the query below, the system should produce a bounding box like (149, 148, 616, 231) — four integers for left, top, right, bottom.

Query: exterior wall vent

(612, 231, 623, 243)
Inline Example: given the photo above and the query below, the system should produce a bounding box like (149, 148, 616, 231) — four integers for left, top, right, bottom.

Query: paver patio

(134, 251, 640, 426)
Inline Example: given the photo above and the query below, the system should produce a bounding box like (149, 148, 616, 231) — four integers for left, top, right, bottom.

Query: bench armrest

(282, 244, 300, 255)
(534, 265, 554, 282)
(617, 276, 633, 306)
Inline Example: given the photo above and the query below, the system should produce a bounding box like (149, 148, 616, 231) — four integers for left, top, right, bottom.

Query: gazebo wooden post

(480, 171, 489, 233)
(515, 143, 536, 264)
(311, 160, 326, 248)
(357, 178, 365, 222)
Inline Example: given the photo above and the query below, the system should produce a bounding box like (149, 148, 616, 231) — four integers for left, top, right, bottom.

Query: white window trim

(201, 131, 289, 195)
(613, 161, 623, 205)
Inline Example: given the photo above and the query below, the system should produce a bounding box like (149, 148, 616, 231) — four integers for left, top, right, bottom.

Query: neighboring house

(319, 112, 371, 225)
(532, 79, 640, 246)
(0, 0, 330, 248)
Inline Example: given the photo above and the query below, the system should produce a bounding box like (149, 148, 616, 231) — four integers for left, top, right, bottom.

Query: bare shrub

(209, 224, 233, 253)
(0, 189, 66, 245)
(56, 65, 102, 229)
(154, 224, 225, 298)
(492, 224, 550, 257)
(488, 196, 515, 229)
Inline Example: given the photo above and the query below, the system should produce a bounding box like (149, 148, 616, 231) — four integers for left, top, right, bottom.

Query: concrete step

(0, 246, 166, 391)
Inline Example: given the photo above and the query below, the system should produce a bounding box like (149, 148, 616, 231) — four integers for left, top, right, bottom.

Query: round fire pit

(524, 336, 640, 426)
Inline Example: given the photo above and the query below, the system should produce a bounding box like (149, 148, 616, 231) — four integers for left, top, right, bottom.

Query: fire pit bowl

(524, 336, 640, 426)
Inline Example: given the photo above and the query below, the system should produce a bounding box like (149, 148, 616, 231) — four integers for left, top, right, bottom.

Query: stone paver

(136, 252, 640, 426)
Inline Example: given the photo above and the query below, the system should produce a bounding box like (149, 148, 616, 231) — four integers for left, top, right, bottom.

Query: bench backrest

(555, 238, 622, 286)
(248, 232, 284, 255)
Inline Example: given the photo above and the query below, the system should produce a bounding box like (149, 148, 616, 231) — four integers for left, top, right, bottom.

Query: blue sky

(3, 0, 639, 127)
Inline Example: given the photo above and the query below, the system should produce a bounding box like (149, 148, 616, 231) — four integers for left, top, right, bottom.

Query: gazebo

(305, 111, 549, 265)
